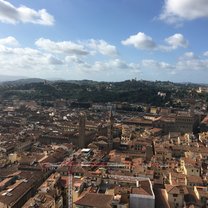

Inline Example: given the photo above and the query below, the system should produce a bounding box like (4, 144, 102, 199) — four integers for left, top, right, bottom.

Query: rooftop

(74, 193, 113, 208)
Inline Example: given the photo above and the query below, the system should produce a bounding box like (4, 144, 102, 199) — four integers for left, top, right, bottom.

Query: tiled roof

(74, 193, 113, 208)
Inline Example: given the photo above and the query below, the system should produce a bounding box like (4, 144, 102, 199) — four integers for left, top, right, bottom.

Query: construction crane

(41, 160, 132, 208)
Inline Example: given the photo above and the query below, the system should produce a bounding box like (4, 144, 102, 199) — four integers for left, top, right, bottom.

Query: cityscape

(0, 79, 208, 207)
(1, 0, 208, 208)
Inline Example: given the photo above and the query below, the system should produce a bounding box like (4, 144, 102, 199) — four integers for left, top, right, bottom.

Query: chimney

(136, 180, 140, 188)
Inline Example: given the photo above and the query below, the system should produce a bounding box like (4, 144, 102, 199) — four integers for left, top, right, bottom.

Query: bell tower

(79, 113, 86, 148)
(108, 109, 114, 150)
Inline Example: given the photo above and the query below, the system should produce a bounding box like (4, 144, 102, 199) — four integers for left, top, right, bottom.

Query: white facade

(130, 194, 155, 208)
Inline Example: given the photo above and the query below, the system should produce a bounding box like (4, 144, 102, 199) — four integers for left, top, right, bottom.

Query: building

(129, 179, 155, 208)
(153, 113, 197, 134)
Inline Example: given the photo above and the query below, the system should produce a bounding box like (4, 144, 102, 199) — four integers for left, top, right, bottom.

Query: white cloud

(176, 59, 208, 71)
(180, 52, 197, 60)
(140, 52, 208, 76)
(0, 0, 54, 25)
(87, 39, 117, 56)
(0, 43, 65, 78)
(108, 59, 140, 72)
(203, 51, 208, 57)
(65, 55, 84, 64)
(35, 38, 89, 56)
(0, 46, 63, 66)
(121, 32, 156, 50)
(122, 32, 188, 52)
(36, 38, 118, 57)
(66, 58, 140, 73)
(66, 50, 208, 79)
(142, 59, 173, 70)
(46, 55, 63, 65)
(0, 36, 140, 80)
(4, 36, 208, 81)
(176, 52, 208, 71)
(159, 0, 208, 25)
(164, 33, 188, 49)
(0, 36, 19, 46)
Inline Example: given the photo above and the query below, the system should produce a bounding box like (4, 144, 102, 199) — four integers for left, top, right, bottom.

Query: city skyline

(1, 0, 208, 83)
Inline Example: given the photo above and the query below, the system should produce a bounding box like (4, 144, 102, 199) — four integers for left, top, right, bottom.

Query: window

(173, 194, 178, 197)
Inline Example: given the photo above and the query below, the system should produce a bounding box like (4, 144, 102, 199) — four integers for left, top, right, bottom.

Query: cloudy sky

(0, 0, 208, 83)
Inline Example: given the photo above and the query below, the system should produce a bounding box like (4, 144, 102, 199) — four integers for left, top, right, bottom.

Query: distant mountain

(0, 77, 100, 86)
(0, 78, 45, 86)
(61, 79, 100, 85)
(0, 75, 28, 82)
(47, 79, 100, 85)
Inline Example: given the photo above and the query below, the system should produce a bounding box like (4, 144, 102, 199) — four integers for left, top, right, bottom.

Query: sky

(0, 0, 208, 83)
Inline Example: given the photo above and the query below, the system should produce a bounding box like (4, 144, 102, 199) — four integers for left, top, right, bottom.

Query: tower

(188, 97, 195, 116)
(108, 109, 114, 150)
(78, 113, 86, 148)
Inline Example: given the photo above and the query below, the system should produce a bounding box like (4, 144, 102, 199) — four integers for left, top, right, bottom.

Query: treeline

(0, 80, 207, 107)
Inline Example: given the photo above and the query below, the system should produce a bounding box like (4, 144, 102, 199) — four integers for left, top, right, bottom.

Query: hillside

(0, 79, 207, 107)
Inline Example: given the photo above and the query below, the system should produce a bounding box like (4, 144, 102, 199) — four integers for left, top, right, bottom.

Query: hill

(0, 79, 207, 107)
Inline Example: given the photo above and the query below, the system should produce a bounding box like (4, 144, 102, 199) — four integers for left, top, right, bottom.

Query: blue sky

(0, 0, 208, 83)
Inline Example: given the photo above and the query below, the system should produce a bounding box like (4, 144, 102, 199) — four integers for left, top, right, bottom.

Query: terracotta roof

(187, 175, 203, 184)
(131, 187, 150, 196)
(74, 193, 113, 208)
(114, 186, 131, 195)
(0, 171, 43, 206)
(123, 117, 153, 125)
(149, 128, 162, 133)
(121, 180, 154, 196)
(165, 185, 180, 194)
